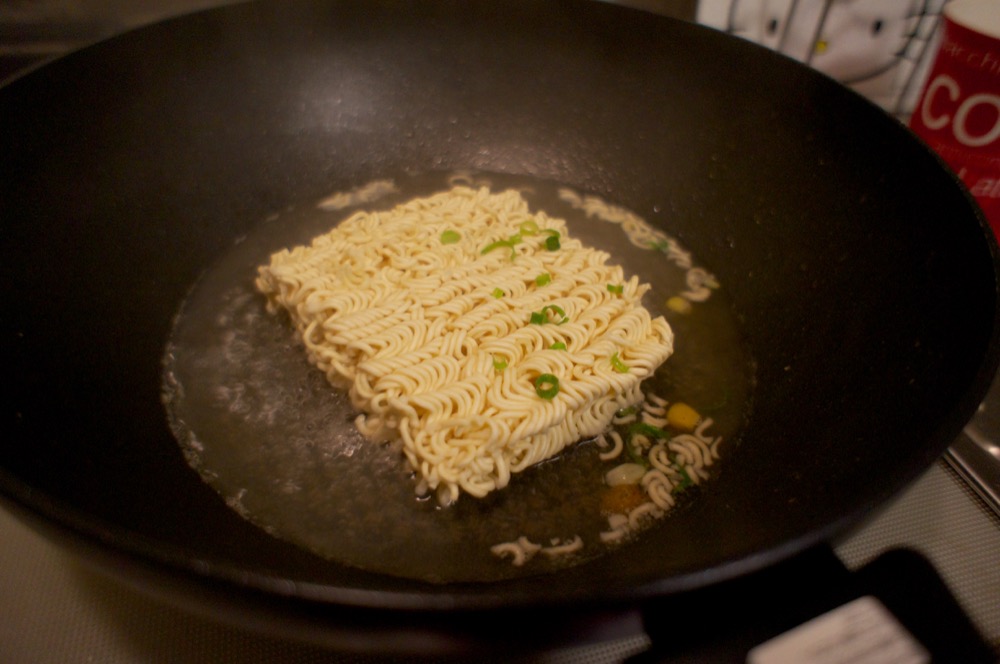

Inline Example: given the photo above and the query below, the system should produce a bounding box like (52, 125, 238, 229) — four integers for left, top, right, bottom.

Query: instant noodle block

(256, 186, 673, 504)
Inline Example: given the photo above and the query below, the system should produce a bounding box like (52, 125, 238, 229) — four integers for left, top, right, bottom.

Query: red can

(909, 0, 1000, 237)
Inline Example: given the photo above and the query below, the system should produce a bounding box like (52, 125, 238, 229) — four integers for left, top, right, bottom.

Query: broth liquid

(162, 171, 752, 583)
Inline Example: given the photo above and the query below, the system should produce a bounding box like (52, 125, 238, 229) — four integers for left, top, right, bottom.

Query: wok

(0, 0, 998, 656)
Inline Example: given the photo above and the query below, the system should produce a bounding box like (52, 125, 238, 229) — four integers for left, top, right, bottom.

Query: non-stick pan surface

(0, 0, 997, 633)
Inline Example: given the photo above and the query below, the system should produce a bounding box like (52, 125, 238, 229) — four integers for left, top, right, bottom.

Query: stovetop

(2, 455, 997, 662)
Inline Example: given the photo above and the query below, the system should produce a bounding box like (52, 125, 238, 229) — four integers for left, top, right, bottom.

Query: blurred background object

(697, 0, 949, 117)
(907, 0, 1000, 235)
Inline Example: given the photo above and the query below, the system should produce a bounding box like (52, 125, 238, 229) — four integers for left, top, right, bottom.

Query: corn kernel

(666, 296, 692, 314)
(667, 402, 700, 431)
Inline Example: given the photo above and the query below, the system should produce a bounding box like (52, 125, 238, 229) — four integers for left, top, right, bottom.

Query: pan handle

(946, 371, 1000, 517)
(948, 426, 1000, 518)
(630, 546, 994, 663)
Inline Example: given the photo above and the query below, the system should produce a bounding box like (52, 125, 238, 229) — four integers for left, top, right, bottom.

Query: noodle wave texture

(256, 186, 674, 503)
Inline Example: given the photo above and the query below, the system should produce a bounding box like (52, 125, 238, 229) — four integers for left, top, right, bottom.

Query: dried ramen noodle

(256, 186, 674, 504)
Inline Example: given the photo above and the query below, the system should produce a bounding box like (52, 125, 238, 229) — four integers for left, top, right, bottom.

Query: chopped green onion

(607, 283, 624, 295)
(535, 273, 552, 287)
(625, 440, 651, 468)
(549, 305, 569, 324)
(611, 351, 629, 373)
(550, 342, 567, 350)
(481, 238, 510, 254)
(672, 464, 694, 494)
(481, 233, 522, 260)
(484, 228, 557, 255)
(493, 355, 508, 372)
(440, 230, 461, 244)
(518, 220, 540, 236)
(529, 304, 568, 325)
(491, 287, 505, 299)
(534, 373, 560, 399)
(629, 422, 669, 440)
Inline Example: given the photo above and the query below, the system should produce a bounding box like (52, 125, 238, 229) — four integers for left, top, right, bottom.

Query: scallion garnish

(535, 273, 552, 287)
(543, 229, 561, 251)
(440, 230, 461, 244)
(625, 440, 651, 468)
(518, 220, 540, 236)
(529, 304, 568, 325)
(491, 287, 505, 299)
(534, 373, 560, 399)
(550, 342, 567, 350)
(616, 405, 638, 417)
(629, 422, 669, 441)
(481, 233, 522, 260)
(493, 355, 508, 372)
(607, 283, 624, 295)
(483, 228, 557, 255)
(672, 464, 694, 494)
(611, 351, 629, 373)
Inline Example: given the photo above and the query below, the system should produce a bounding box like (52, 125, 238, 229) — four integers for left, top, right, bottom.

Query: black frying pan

(0, 0, 997, 656)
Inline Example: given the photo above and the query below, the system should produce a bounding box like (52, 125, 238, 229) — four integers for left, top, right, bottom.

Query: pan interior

(162, 170, 754, 583)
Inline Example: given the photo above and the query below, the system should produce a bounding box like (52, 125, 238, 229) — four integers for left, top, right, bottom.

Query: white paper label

(747, 596, 930, 664)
